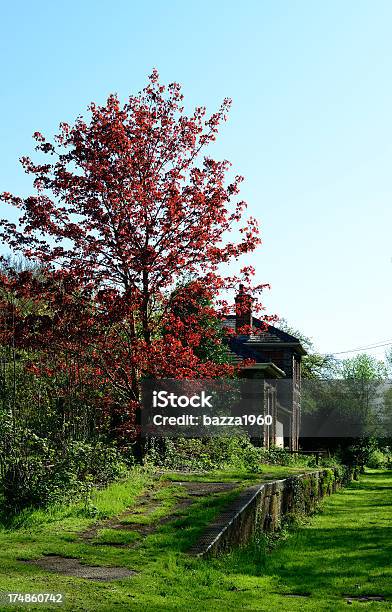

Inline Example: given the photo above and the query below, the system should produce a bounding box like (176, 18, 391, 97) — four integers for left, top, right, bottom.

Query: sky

(0, 0, 391, 359)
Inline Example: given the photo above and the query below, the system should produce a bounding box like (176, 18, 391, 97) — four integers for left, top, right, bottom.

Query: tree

(306, 354, 387, 457)
(166, 280, 231, 365)
(337, 354, 387, 437)
(0, 71, 266, 448)
(275, 319, 337, 379)
(339, 353, 387, 381)
(385, 347, 392, 376)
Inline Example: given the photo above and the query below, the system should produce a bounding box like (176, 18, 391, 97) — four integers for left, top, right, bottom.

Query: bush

(0, 430, 128, 517)
(341, 438, 378, 469)
(366, 449, 390, 469)
(144, 438, 331, 472)
(258, 446, 318, 467)
(144, 435, 265, 472)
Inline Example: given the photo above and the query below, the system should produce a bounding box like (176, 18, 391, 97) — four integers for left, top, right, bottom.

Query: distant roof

(223, 315, 307, 356)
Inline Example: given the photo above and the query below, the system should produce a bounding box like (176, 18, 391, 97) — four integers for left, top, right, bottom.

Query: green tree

(385, 347, 392, 376)
(339, 353, 387, 381)
(167, 280, 231, 366)
(275, 319, 337, 379)
(336, 354, 387, 437)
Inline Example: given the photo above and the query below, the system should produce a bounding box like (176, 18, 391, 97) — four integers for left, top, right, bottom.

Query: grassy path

(215, 469, 392, 611)
(0, 469, 391, 611)
(257, 469, 392, 609)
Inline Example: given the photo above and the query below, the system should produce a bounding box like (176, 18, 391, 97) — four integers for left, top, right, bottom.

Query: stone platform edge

(189, 467, 355, 558)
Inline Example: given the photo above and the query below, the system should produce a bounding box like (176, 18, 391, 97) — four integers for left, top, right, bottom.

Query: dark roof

(223, 315, 306, 352)
(223, 315, 307, 364)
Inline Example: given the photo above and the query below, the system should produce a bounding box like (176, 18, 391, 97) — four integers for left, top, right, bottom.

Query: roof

(223, 315, 307, 356)
(239, 362, 286, 378)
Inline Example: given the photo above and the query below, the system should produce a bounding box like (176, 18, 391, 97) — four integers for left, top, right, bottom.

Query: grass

(92, 529, 141, 546)
(214, 469, 392, 610)
(0, 468, 390, 611)
(6, 466, 152, 529)
(163, 463, 316, 483)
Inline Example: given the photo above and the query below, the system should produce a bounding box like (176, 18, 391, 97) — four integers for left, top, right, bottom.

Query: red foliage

(0, 71, 271, 440)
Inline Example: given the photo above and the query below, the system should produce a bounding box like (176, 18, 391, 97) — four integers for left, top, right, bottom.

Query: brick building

(223, 285, 306, 450)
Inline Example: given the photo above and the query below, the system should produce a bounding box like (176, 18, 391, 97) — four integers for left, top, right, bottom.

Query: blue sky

(1, 0, 392, 358)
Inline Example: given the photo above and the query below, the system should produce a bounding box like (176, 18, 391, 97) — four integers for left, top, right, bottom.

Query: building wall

(247, 347, 301, 451)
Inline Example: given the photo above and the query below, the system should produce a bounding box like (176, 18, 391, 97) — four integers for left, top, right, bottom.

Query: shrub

(258, 446, 317, 467)
(144, 435, 265, 472)
(341, 438, 378, 469)
(143, 437, 336, 472)
(366, 449, 389, 469)
(0, 429, 128, 517)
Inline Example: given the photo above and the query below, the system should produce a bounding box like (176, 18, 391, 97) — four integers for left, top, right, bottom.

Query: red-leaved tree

(0, 71, 270, 445)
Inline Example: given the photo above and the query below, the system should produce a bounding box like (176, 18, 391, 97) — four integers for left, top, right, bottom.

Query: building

(223, 285, 306, 450)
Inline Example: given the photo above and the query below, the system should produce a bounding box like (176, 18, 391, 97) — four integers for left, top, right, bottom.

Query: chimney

(235, 284, 253, 333)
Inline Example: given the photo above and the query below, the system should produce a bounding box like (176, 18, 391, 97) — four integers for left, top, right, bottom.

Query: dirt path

(25, 480, 239, 580)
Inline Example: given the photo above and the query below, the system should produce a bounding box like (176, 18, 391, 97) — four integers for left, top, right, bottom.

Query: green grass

(0, 468, 390, 611)
(213, 469, 392, 611)
(5, 466, 152, 530)
(92, 529, 141, 546)
(163, 463, 315, 483)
